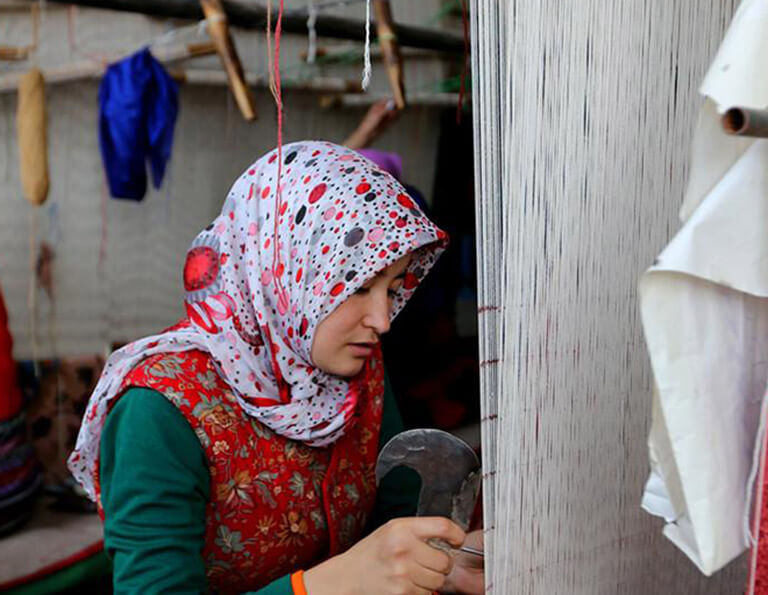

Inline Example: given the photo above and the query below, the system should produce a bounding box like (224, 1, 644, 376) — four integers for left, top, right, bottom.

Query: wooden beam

(0, 42, 216, 93)
(320, 92, 467, 109)
(174, 70, 362, 94)
(45, 0, 465, 53)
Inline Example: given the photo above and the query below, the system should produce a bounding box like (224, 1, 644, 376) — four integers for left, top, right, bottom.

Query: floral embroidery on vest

(96, 349, 384, 595)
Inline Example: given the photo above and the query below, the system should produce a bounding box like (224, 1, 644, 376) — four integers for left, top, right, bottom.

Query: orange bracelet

(289, 569, 436, 595)
(290, 570, 308, 595)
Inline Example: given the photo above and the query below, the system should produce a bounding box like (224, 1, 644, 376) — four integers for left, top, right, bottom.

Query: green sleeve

(366, 371, 421, 532)
(100, 387, 294, 595)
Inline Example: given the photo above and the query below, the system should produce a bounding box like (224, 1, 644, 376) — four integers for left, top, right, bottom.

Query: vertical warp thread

(469, 0, 504, 588)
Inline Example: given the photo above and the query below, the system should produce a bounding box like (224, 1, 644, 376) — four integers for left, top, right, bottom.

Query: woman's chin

(330, 357, 366, 378)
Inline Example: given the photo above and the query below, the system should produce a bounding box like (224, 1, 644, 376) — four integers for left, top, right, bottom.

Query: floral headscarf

(69, 141, 447, 501)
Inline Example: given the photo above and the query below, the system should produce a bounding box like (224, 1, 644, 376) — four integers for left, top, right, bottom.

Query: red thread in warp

(457, 0, 470, 125)
(747, 413, 768, 594)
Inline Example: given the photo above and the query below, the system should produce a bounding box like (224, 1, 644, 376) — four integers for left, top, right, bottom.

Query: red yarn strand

(271, 0, 290, 315)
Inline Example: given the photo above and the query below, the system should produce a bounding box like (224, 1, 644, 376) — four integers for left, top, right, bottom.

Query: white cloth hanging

(641, 0, 768, 576)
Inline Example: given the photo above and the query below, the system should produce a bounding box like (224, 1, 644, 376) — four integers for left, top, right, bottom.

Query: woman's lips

(348, 343, 375, 357)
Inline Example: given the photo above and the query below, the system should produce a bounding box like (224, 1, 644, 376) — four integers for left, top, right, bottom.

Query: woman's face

(311, 254, 411, 377)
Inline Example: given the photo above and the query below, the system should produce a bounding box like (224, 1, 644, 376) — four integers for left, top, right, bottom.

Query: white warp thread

(471, 0, 748, 592)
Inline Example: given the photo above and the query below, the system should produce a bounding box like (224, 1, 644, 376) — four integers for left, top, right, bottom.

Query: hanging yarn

(17, 68, 49, 377)
(362, 0, 372, 90)
(98, 182, 108, 272)
(306, 0, 318, 64)
(265, 0, 278, 104)
(27, 208, 39, 375)
(17, 69, 49, 207)
(271, 0, 289, 315)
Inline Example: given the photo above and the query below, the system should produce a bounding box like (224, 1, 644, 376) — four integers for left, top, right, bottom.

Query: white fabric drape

(642, 0, 768, 576)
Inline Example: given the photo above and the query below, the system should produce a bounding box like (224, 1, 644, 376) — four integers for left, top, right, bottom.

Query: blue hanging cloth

(99, 48, 179, 201)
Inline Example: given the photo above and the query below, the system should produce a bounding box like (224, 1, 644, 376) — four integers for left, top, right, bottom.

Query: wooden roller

(722, 107, 768, 138)
(17, 69, 49, 207)
(373, 0, 406, 110)
(199, 0, 257, 121)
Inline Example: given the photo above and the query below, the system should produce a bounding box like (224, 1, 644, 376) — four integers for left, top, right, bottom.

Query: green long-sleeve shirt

(99, 375, 420, 595)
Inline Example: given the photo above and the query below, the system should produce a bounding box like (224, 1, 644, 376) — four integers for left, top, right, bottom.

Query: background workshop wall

(0, 0, 457, 358)
(471, 0, 750, 593)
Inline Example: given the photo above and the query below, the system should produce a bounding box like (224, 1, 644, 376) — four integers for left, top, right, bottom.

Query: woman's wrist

(302, 554, 355, 595)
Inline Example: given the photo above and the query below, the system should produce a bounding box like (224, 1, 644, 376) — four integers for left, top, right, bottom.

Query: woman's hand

(440, 529, 484, 595)
(303, 516, 466, 595)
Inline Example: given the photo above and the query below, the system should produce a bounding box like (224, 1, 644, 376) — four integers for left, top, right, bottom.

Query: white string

(469, 0, 504, 588)
(306, 0, 318, 64)
(361, 0, 371, 90)
(153, 20, 209, 47)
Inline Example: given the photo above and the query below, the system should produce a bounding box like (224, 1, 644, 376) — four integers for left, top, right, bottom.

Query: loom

(470, 0, 749, 592)
(2, 0, 758, 591)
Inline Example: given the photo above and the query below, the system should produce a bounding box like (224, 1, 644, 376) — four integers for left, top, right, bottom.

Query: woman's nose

(363, 293, 391, 335)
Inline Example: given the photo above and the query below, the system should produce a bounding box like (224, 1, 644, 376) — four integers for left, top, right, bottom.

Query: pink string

(271, 0, 290, 315)
(99, 182, 108, 272)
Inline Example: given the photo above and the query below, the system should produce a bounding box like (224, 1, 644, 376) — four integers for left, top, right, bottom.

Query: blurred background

(0, 1, 478, 591)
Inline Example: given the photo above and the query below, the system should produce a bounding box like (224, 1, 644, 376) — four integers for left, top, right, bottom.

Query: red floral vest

(96, 349, 384, 594)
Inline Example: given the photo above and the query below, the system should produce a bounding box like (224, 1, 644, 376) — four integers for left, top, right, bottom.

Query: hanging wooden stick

(0, 46, 30, 61)
(199, 0, 257, 121)
(372, 0, 406, 109)
(17, 69, 49, 207)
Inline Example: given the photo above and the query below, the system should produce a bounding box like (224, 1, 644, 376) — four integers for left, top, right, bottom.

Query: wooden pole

(174, 69, 362, 94)
(372, 0, 405, 109)
(199, 0, 256, 120)
(0, 42, 217, 93)
(0, 59, 361, 95)
(46, 0, 465, 54)
(320, 92, 465, 109)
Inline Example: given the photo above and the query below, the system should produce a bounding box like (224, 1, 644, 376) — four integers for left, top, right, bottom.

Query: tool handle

(426, 538, 485, 558)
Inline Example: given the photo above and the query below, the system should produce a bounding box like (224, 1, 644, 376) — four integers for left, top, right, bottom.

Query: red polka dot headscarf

(69, 141, 447, 500)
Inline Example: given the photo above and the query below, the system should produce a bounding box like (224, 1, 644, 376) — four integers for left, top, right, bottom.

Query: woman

(69, 141, 483, 594)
